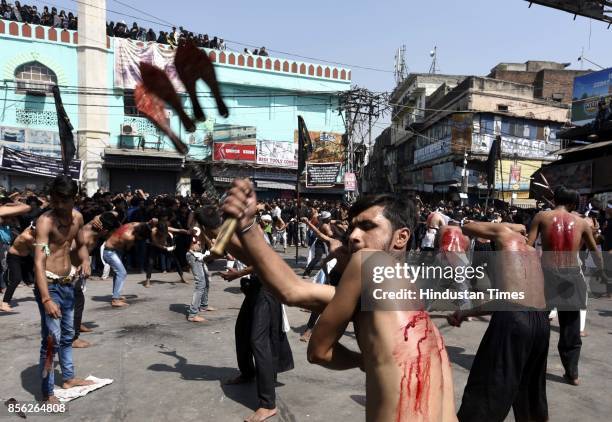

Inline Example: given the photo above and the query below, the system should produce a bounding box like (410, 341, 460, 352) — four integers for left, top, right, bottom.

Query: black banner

(0, 147, 82, 180)
(306, 162, 341, 188)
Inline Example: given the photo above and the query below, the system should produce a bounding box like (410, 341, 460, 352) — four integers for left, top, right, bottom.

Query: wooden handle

(210, 218, 238, 256)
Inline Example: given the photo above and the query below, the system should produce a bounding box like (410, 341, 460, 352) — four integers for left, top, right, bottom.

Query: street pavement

(0, 248, 610, 421)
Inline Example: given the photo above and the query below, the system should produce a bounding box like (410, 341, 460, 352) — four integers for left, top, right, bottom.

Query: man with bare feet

(528, 186, 605, 386)
(448, 221, 549, 422)
(33, 175, 94, 403)
(71, 212, 120, 348)
(194, 205, 294, 422)
(185, 227, 215, 323)
(222, 180, 456, 422)
(102, 219, 161, 307)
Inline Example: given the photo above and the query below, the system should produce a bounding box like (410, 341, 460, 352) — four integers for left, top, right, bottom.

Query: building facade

(365, 61, 583, 205)
(0, 8, 351, 196)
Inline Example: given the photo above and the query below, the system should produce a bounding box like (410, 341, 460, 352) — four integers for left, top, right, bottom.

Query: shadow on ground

(147, 350, 257, 410)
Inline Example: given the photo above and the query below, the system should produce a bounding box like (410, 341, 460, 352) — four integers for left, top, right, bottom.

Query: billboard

(0, 147, 82, 180)
(0, 126, 61, 157)
(306, 162, 342, 187)
(256, 140, 297, 168)
(571, 68, 612, 125)
(213, 142, 256, 162)
(294, 130, 344, 163)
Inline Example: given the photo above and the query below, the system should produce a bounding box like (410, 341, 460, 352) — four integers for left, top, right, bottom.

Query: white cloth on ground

(53, 375, 113, 403)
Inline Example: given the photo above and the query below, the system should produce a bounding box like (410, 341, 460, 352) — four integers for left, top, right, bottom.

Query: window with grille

(14, 62, 58, 95)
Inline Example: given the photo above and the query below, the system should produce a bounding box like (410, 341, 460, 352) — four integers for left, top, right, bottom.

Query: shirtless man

(222, 180, 456, 422)
(143, 222, 191, 288)
(102, 220, 161, 306)
(302, 211, 333, 277)
(527, 186, 604, 386)
(448, 221, 549, 422)
(71, 212, 120, 347)
(33, 175, 94, 403)
(1, 216, 37, 312)
(194, 205, 294, 422)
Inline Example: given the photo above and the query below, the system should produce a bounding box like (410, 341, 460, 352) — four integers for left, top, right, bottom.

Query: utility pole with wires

(338, 88, 390, 196)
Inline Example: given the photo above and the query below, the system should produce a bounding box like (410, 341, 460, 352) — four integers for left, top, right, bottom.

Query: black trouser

(557, 310, 581, 380)
(542, 267, 584, 380)
(287, 221, 297, 246)
(235, 283, 277, 409)
(306, 311, 319, 330)
(145, 244, 183, 280)
(3, 252, 32, 303)
(304, 241, 326, 276)
(73, 277, 85, 341)
(458, 311, 550, 422)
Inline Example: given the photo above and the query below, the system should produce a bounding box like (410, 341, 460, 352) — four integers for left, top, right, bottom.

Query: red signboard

(344, 172, 356, 191)
(213, 143, 256, 162)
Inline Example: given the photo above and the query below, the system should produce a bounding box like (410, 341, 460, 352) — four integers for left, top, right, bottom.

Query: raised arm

(223, 179, 335, 312)
(301, 217, 333, 243)
(0, 203, 31, 218)
(462, 221, 525, 241)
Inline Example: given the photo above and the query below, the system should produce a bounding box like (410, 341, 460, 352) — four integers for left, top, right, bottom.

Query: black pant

(73, 277, 85, 341)
(557, 310, 581, 380)
(304, 241, 326, 276)
(235, 281, 293, 409)
(145, 244, 183, 280)
(458, 311, 550, 422)
(235, 285, 276, 409)
(3, 253, 32, 303)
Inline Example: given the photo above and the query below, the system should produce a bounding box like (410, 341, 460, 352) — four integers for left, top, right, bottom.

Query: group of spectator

(243, 46, 269, 56)
(107, 22, 228, 51)
(0, 2, 273, 55)
(1, 1, 77, 30)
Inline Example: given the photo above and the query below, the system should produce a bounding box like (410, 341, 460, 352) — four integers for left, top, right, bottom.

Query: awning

(512, 199, 537, 209)
(104, 148, 184, 171)
(256, 180, 296, 190)
(555, 139, 612, 155)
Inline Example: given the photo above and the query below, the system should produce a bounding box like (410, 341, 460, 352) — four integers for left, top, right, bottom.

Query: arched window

(14, 61, 58, 94)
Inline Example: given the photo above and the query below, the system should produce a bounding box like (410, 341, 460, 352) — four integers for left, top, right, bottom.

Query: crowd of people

(0, 2, 274, 55)
(0, 1, 77, 29)
(0, 176, 611, 421)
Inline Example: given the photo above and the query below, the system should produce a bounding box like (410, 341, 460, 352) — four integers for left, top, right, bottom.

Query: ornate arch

(3, 51, 69, 86)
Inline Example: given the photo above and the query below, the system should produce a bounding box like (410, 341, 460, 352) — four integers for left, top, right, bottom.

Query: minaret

(76, 0, 109, 194)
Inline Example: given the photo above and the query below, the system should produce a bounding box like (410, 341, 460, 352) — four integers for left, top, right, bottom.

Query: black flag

(297, 115, 313, 176)
(52, 85, 75, 175)
(486, 135, 501, 188)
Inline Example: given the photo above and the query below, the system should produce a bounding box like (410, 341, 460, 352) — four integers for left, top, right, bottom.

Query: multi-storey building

(0, 2, 350, 197)
(365, 61, 586, 205)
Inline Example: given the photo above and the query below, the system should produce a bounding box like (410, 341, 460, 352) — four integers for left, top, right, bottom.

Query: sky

(29, 0, 612, 132)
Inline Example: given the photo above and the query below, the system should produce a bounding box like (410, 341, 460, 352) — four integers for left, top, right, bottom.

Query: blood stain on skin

(394, 311, 434, 421)
(112, 224, 131, 238)
(549, 215, 575, 266)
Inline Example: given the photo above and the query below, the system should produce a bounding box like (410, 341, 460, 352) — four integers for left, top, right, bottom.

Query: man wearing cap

(302, 211, 333, 278)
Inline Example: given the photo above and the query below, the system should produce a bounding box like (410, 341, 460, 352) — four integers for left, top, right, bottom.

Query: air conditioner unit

(15, 80, 51, 96)
(120, 123, 140, 136)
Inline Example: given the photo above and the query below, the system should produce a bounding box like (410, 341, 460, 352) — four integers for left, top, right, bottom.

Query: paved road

(0, 250, 610, 421)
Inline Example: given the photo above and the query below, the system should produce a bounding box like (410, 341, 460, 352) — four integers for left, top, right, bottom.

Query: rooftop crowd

(0, 1, 271, 55)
